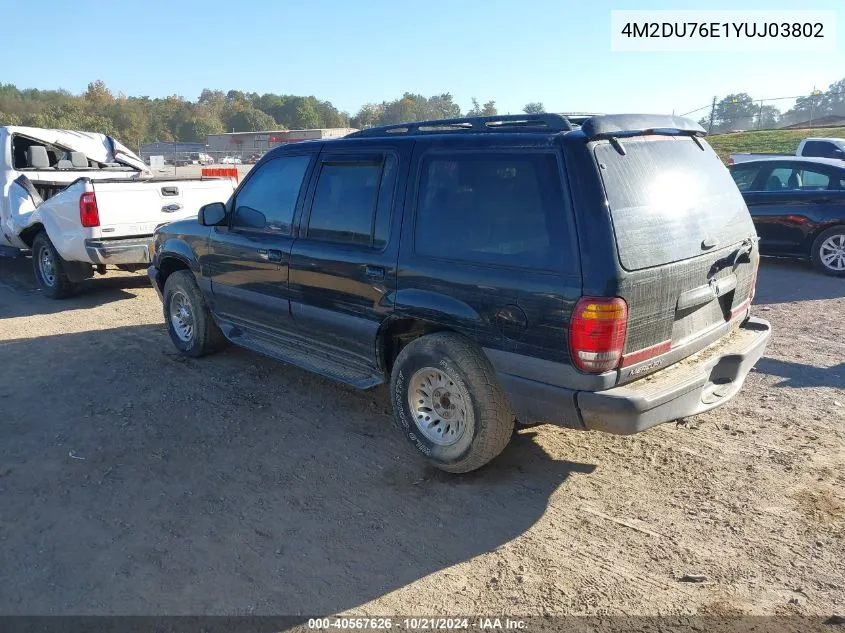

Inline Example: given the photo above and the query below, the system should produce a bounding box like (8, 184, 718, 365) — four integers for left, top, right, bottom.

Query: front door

(204, 151, 317, 332)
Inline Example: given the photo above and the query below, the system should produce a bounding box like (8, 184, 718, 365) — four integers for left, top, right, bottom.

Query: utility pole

(809, 86, 816, 127)
(757, 100, 764, 130)
(707, 96, 717, 134)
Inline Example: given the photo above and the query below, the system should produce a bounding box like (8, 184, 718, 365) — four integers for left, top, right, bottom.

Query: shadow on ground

(755, 357, 845, 390)
(754, 257, 844, 305)
(0, 325, 595, 615)
(0, 256, 149, 318)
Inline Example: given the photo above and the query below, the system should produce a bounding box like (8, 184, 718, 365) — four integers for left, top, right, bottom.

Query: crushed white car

(0, 126, 236, 298)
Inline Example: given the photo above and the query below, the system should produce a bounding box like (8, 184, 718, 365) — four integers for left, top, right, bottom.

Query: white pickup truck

(0, 126, 236, 298)
(728, 137, 845, 165)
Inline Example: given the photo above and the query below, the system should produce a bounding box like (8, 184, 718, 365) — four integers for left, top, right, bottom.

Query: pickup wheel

(811, 226, 845, 277)
(32, 231, 79, 299)
(390, 332, 515, 473)
(162, 270, 225, 357)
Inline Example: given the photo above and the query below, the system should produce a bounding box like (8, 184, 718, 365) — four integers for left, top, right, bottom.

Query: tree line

(699, 77, 845, 133)
(0, 80, 546, 148)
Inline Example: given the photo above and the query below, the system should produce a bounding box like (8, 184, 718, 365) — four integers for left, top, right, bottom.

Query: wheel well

(378, 318, 450, 373)
(157, 256, 191, 289)
(18, 223, 44, 248)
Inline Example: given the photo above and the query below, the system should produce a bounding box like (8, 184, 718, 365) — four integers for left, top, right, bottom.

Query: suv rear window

(595, 136, 755, 271)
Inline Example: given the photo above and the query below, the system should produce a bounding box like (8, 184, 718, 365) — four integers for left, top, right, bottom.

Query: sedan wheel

(819, 234, 845, 272)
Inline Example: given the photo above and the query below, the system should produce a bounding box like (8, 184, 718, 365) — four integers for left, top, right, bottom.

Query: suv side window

(231, 154, 311, 234)
(306, 154, 397, 248)
(414, 152, 568, 270)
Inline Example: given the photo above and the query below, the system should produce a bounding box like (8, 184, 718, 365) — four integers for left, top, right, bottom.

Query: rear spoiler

(581, 114, 706, 140)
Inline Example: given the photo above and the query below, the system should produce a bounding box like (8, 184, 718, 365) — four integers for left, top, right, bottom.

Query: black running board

(219, 319, 383, 389)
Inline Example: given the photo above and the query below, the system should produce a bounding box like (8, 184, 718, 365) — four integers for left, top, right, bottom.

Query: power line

(680, 88, 845, 119)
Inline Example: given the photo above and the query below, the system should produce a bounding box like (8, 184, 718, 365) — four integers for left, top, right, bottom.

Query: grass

(707, 126, 845, 163)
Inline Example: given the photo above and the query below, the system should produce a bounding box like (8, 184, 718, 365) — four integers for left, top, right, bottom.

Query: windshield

(595, 136, 755, 271)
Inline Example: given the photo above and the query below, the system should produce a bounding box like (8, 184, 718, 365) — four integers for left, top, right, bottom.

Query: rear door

(92, 178, 236, 237)
(397, 138, 581, 364)
(287, 144, 406, 367)
(589, 135, 759, 382)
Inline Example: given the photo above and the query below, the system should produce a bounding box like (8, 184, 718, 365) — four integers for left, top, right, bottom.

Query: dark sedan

(729, 157, 845, 276)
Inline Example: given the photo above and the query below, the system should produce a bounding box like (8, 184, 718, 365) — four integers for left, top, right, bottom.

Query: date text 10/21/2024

(307, 617, 528, 630)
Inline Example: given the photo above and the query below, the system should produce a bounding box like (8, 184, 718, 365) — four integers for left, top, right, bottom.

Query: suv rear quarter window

(413, 152, 573, 272)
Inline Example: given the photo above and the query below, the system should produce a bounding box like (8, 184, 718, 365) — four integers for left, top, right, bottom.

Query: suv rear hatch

(591, 130, 759, 385)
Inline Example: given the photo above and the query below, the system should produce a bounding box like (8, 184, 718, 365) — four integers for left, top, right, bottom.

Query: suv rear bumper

(498, 317, 771, 435)
(85, 237, 153, 265)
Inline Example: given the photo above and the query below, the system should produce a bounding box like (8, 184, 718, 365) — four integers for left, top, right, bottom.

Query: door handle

(365, 265, 385, 281)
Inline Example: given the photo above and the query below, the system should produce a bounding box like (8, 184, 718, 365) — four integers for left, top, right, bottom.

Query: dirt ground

(0, 254, 842, 620)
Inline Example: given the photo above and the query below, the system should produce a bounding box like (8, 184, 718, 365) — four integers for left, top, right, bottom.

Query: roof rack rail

(347, 113, 578, 138)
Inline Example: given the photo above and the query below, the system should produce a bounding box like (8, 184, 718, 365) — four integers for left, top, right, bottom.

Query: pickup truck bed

(7, 175, 235, 265)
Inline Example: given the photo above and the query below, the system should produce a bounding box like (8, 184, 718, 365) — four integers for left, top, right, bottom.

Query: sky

(4, 0, 844, 119)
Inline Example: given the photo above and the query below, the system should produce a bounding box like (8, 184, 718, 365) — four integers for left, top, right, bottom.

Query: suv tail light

(79, 191, 100, 227)
(569, 297, 628, 373)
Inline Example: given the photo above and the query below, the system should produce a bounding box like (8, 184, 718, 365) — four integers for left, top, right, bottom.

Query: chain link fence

(138, 148, 267, 167)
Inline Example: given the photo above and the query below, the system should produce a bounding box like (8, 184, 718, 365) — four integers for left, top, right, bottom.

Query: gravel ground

(0, 255, 842, 621)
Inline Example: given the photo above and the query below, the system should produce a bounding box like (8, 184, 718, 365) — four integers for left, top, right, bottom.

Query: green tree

(226, 107, 276, 133)
(523, 102, 545, 114)
(713, 93, 756, 131)
(756, 104, 780, 129)
(84, 80, 114, 108)
(351, 103, 384, 129)
(426, 94, 461, 120)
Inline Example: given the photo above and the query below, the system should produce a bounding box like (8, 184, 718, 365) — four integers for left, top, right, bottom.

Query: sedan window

(729, 164, 761, 192)
(763, 166, 831, 191)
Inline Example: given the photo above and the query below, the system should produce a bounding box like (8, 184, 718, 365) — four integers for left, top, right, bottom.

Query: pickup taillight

(79, 191, 100, 227)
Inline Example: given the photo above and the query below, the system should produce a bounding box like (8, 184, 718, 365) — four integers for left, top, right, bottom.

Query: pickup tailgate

(594, 135, 760, 386)
(91, 178, 234, 238)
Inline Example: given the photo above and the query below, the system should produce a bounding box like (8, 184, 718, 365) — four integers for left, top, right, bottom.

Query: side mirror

(199, 202, 227, 226)
(832, 149, 845, 158)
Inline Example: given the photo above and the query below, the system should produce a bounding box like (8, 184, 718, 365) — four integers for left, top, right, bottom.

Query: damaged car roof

(4, 126, 148, 172)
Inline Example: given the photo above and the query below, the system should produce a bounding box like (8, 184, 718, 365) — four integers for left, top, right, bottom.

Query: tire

(162, 270, 226, 357)
(810, 226, 845, 277)
(390, 332, 515, 473)
(32, 231, 79, 299)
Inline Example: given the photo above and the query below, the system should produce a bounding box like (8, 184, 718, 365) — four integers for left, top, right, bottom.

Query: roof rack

(347, 113, 585, 138)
